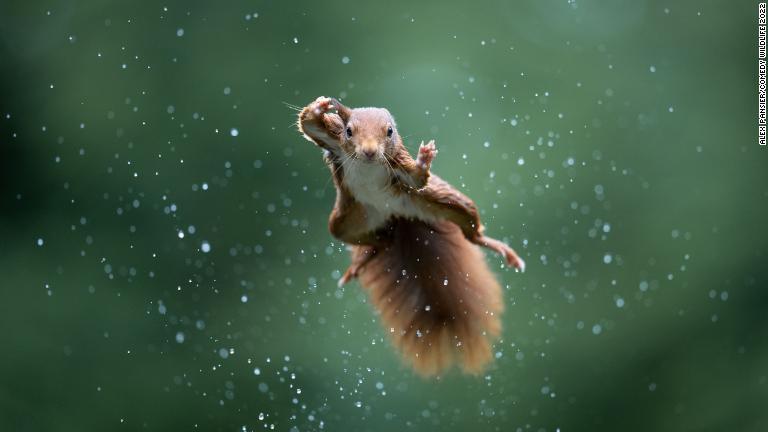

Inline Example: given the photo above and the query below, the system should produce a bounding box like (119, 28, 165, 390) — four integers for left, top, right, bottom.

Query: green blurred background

(0, 0, 765, 431)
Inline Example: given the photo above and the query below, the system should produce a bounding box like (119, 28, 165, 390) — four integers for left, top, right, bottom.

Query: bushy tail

(352, 218, 504, 376)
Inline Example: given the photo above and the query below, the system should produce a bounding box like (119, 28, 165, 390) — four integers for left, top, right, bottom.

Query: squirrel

(297, 96, 525, 376)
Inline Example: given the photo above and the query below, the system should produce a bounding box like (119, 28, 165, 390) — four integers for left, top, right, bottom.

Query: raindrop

(592, 324, 602, 335)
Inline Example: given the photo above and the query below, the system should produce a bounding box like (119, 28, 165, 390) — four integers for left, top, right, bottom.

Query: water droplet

(592, 324, 602, 335)
(218, 348, 229, 359)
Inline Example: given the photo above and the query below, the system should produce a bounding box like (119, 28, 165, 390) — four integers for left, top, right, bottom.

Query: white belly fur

(343, 159, 435, 231)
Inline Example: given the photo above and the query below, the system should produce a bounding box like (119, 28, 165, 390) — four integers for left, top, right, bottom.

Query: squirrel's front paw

(417, 140, 437, 170)
(305, 96, 335, 119)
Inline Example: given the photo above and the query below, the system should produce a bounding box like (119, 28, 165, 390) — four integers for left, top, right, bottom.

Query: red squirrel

(297, 96, 525, 375)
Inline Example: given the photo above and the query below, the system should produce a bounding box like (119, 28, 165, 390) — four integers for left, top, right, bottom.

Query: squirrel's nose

(362, 148, 376, 159)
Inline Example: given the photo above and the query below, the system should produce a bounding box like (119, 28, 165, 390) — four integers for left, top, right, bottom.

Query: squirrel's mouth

(355, 152, 381, 163)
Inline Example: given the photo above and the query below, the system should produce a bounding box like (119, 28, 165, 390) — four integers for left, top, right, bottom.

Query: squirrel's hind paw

(338, 246, 377, 287)
(503, 248, 525, 272)
(514, 257, 526, 273)
(338, 269, 355, 287)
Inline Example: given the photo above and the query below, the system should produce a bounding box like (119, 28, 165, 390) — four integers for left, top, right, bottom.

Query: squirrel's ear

(331, 98, 352, 122)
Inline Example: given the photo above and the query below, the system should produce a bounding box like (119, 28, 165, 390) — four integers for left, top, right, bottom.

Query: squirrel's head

(332, 99, 400, 163)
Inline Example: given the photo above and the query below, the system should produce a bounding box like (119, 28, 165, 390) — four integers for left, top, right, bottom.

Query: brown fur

(296, 97, 524, 376)
(353, 218, 503, 376)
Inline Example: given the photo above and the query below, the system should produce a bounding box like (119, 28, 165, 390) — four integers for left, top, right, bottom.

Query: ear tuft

(331, 98, 352, 122)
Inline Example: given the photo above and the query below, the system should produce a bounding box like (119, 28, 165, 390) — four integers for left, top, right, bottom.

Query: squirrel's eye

(346, 127, 353, 138)
(387, 127, 393, 138)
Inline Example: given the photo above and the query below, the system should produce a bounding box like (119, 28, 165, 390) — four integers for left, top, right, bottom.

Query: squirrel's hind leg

(472, 235, 526, 272)
(448, 208, 525, 272)
(338, 245, 376, 287)
(421, 180, 525, 271)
